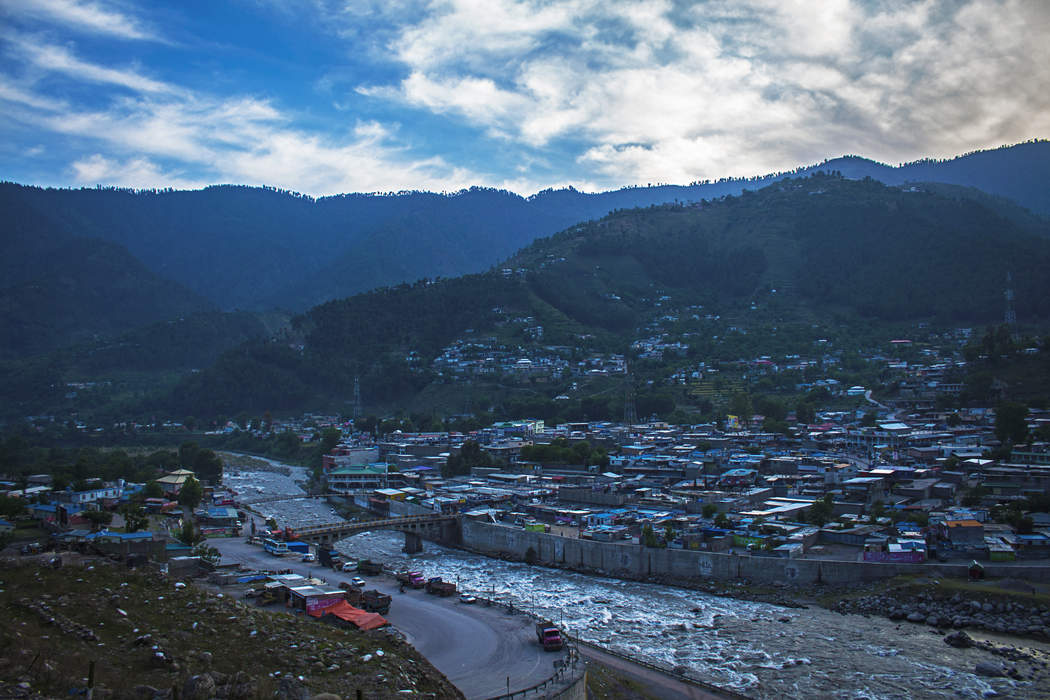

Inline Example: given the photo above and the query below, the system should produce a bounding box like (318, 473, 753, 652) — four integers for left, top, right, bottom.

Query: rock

(182, 674, 217, 700)
(275, 677, 309, 700)
(944, 631, 974, 648)
(907, 612, 925, 623)
(975, 661, 1005, 677)
(926, 615, 941, 627)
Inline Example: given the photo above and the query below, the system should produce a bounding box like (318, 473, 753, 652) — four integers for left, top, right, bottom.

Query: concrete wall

(460, 519, 1050, 587)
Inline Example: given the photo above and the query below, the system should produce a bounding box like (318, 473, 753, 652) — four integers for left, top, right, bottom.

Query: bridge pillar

(403, 531, 423, 554)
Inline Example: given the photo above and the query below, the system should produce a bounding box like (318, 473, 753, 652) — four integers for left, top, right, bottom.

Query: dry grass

(0, 555, 461, 699)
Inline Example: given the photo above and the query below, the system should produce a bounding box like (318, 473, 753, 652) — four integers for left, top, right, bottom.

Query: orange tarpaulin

(308, 599, 388, 630)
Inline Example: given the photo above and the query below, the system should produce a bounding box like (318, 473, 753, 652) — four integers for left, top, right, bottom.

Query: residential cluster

(321, 407, 1050, 565)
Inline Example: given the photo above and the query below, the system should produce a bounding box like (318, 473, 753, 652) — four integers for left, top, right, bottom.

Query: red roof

(308, 600, 387, 630)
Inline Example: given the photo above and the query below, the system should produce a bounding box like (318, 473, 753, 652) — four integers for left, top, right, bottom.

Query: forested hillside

(3, 141, 1046, 318)
(161, 175, 1050, 419)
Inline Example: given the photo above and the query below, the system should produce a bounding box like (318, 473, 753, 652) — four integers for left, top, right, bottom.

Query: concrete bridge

(291, 514, 461, 554)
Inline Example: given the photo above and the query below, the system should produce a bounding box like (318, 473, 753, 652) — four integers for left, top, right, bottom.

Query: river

(221, 460, 1043, 699)
(337, 530, 1045, 700)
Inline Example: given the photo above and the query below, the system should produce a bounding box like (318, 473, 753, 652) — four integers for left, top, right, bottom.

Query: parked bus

(263, 538, 288, 556)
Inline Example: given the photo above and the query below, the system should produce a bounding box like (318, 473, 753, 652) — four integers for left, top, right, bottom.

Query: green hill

(162, 175, 1050, 419)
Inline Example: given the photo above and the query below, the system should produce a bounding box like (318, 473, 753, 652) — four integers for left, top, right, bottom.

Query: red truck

(396, 571, 426, 589)
(425, 577, 457, 596)
(535, 620, 563, 651)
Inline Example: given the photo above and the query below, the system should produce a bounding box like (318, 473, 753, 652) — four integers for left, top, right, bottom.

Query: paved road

(578, 643, 734, 700)
(211, 537, 560, 699)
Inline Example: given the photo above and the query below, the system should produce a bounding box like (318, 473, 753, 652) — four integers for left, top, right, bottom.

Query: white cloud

(6, 0, 157, 41)
(70, 153, 204, 189)
(12, 38, 176, 93)
(357, 0, 1050, 187)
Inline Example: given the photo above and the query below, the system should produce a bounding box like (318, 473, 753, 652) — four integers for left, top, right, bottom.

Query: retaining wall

(461, 519, 1050, 586)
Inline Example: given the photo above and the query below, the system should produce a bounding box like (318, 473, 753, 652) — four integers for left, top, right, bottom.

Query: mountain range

(1, 142, 1049, 421)
(1, 141, 1048, 359)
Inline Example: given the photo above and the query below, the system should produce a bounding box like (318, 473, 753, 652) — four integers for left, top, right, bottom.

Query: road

(211, 536, 560, 699)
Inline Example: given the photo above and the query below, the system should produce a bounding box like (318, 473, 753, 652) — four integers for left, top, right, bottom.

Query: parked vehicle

(318, 549, 343, 569)
(263, 538, 288, 557)
(357, 559, 383, 576)
(425, 577, 457, 597)
(535, 620, 563, 651)
(350, 577, 366, 587)
(301, 552, 316, 562)
(396, 571, 426, 589)
(361, 589, 391, 614)
(458, 593, 477, 604)
(340, 561, 358, 572)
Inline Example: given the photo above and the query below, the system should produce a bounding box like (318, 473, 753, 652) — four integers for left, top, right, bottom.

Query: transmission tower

(1004, 272, 1019, 341)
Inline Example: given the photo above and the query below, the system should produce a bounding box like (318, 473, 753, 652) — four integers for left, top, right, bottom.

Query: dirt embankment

(0, 554, 462, 699)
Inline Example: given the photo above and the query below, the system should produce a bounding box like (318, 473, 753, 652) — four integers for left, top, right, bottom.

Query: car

(350, 577, 366, 587)
(341, 561, 358, 572)
(459, 593, 477, 604)
(301, 553, 316, 562)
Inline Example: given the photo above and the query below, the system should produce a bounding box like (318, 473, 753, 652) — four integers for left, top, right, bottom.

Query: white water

(338, 530, 1042, 700)
(220, 461, 1041, 699)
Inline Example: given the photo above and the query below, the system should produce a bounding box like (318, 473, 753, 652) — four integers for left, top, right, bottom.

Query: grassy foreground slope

(0, 555, 461, 699)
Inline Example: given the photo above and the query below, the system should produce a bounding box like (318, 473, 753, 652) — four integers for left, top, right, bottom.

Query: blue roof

(0, 519, 13, 526)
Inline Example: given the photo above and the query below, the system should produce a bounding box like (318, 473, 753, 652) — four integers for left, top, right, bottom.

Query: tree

(82, 509, 114, 531)
(641, 523, 660, 548)
(178, 476, 203, 512)
(807, 494, 834, 526)
(524, 546, 538, 565)
(193, 542, 221, 564)
(120, 503, 149, 533)
(713, 512, 730, 529)
(663, 523, 675, 544)
(946, 412, 962, 427)
(0, 495, 27, 520)
(701, 503, 717, 519)
(176, 519, 205, 546)
(795, 402, 816, 425)
(728, 393, 752, 423)
(140, 480, 164, 499)
(192, 449, 223, 484)
(995, 402, 1028, 445)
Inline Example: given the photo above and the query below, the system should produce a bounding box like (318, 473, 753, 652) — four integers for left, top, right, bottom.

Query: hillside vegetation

(160, 175, 1050, 419)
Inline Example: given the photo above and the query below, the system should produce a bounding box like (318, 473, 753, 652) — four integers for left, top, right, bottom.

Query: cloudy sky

(1, 0, 1048, 195)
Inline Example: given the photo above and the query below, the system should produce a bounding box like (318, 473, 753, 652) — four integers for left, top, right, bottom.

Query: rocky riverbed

(832, 587, 1050, 640)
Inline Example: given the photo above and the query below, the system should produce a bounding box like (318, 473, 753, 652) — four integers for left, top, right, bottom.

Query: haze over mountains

(1, 142, 1047, 348)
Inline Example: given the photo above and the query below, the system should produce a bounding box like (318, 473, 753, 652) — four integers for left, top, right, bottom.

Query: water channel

(223, 460, 1044, 699)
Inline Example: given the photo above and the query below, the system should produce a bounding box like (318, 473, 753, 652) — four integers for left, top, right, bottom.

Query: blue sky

(1, 0, 1048, 196)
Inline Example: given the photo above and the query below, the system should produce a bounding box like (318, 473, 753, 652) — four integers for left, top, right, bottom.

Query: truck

(396, 571, 426, 589)
(535, 620, 563, 651)
(425, 577, 457, 597)
(318, 549, 343, 569)
(342, 587, 391, 614)
(286, 541, 310, 555)
(357, 559, 384, 576)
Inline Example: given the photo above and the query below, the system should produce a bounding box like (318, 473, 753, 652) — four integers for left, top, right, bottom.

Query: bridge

(290, 514, 461, 554)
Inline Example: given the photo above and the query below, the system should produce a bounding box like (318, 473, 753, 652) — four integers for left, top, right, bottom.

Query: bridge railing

(291, 514, 456, 538)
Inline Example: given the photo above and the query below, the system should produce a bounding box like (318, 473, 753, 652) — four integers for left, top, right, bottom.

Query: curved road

(211, 536, 561, 699)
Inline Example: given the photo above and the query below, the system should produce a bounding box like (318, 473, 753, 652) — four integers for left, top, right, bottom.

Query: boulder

(182, 675, 217, 700)
(907, 612, 925, 623)
(975, 661, 1005, 677)
(944, 631, 974, 648)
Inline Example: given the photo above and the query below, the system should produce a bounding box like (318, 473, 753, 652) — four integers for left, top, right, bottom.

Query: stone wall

(460, 519, 1050, 587)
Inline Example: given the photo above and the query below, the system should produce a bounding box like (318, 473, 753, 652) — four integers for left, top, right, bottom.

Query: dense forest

(148, 175, 1050, 420)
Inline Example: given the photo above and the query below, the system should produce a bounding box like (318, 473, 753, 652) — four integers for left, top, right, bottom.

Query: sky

(1, 0, 1048, 196)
